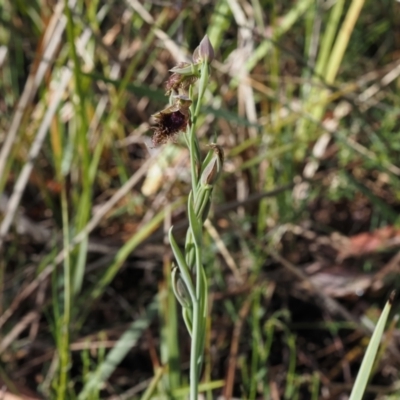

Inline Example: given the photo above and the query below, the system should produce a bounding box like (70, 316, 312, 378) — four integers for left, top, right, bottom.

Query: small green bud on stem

(200, 144, 224, 186)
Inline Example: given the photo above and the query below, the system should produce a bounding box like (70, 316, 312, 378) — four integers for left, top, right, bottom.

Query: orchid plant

(151, 35, 222, 399)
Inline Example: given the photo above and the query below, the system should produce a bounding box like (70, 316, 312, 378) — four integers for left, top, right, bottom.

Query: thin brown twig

(0, 311, 40, 356)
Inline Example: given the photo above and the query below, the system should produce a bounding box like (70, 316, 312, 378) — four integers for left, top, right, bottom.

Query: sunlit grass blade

(349, 291, 396, 400)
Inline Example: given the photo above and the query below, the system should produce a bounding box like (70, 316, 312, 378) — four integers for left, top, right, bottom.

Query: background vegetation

(1, 0, 400, 398)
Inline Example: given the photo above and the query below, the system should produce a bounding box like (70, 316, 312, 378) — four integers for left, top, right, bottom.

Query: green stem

(186, 60, 211, 400)
(190, 299, 200, 400)
(189, 223, 206, 398)
(188, 85, 198, 195)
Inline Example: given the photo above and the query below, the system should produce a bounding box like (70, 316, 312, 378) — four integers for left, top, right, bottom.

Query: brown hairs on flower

(151, 95, 192, 146)
(165, 62, 199, 95)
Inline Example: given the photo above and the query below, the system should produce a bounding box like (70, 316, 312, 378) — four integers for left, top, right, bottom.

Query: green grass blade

(349, 292, 396, 400)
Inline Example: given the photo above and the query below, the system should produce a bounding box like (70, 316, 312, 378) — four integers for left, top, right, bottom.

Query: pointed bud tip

(193, 35, 215, 64)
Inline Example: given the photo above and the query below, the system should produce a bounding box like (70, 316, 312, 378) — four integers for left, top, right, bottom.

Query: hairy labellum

(152, 110, 188, 146)
(151, 96, 192, 146)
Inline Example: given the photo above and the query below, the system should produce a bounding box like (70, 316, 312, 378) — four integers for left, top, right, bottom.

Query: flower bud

(171, 265, 192, 308)
(200, 144, 224, 186)
(193, 35, 215, 64)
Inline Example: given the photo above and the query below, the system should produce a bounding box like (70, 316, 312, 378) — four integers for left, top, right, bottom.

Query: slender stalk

(190, 298, 200, 400)
(188, 66, 208, 400)
(156, 35, 219, 400)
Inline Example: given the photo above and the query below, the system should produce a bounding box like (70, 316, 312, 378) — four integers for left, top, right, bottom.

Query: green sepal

(169, 63, 201, 76)
(171, 265, 192, 309)
(184, 230, 196, 272)
(188, 191, 203, 248)
(198, 148, 215, 178)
